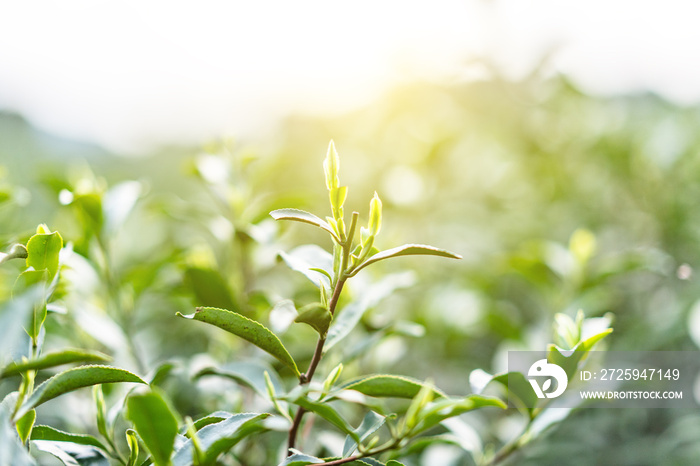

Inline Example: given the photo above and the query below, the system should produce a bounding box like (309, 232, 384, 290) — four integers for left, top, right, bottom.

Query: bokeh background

(2, 1, 700, 464)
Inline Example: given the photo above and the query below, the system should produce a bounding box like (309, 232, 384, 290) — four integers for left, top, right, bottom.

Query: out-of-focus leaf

(290, 396, 359, 442)
(172, 413, 269, 466)
(25, 227, 62, 280)
(489, 372, 538, 417)
(194, 361, 285, 398)
(339, 374, 445, 399)
(350, 244, 461, 275)
(413, 395, 506, 434)
(294, 303, 332, 337)
(0, 392, 35, 466)
(271, 208, 340, 242)
(277, 451, 323, 466)
(278, 245, 333, 289)
(30, 425, 109, 452)
(0, 244, 27, 265)
(15, 365, 146, 419)
(0, 288, 41, 367)
(184, 267, 236, 311)
(548, 328, 613, 380)
(126, 429, 138, 466)
(32, 440, 109, 466)
(178, 307, 300, 377)
(342, 410, 386, 457)
(103, 181, 141, 234)
(325, 272, 415, 351)
(127, 391, 179, 466)
(188, 411, 233, 432)
(13, 271, 48, 341)
(148, 361, 177, 387)
(0, 349, 110, 378)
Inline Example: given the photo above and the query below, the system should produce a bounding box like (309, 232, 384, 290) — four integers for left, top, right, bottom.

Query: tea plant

(0, 142, 614, 466)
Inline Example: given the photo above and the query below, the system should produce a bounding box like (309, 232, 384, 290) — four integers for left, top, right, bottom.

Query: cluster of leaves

(0, 140, 616, 466)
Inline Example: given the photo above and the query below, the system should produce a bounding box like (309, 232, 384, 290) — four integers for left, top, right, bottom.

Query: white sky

(1, 0, 699, 153)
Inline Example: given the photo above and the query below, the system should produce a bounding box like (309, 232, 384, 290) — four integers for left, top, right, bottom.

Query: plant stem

(485, 418, 533, 466)
(287, 213, 358, 451)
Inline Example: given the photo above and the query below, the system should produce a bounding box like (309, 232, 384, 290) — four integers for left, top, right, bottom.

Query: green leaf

(12, 271, 48, 340)
(25, 227, 63, 280)
(184, 267, 236, 311)
(342, 410, 386, 457)
(30, 425, 109, 452)
(324, 140, 341, 191)
(322, 363, 343, 395)
(0, 244, 27, 265)
(15, 365, 146, 420)
(386, 461, 405, 466)
(15, 408, 35, 444)
(0, 393, 36, 465)
(270, 209, 340, 242)
(126, 429, 139, 466)
(0, 288, 42, 368)
(340, 374, 446, 399)
(1, 348, 111, 378)
(294, 303, 332, 337)
(178, 307, 300, 377)
(350, 244, 461, 276)
(93, 386, 110, 442)
(290, 396, 359, 442)
(413, 395, 506, 434)
(325, 272, 416, 351)
(265, 371, 292, 422)
(188, 411, 233, 433)
(172, 413, 270, 466)
(330, 186, 348, 214)
(278, 245, 333, 289)
(278, 451, 323, 466)
(490, 372, 538, 416)
(127, 391, 179, 466)
(193, 361, 285, 399)
(368, 192, 382, 237)
(548, 328, 613, 381)
(32, 440, 109, 466)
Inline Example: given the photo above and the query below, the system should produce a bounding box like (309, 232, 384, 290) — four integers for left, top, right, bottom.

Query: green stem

(287, 212, 358, 451)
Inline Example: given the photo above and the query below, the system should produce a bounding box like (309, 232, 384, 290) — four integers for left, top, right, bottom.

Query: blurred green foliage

(1, 74, 700, 464)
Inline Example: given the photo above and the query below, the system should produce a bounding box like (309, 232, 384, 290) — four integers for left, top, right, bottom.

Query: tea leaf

(340, 374, 446, 399)
(351, 244, 461, 275)
(271, 208, 340, 242)
(1, 349, 110, 378)
(178, 307, 300, 377)
(15, 365, 146, 420)
(127, 391, 179, 466)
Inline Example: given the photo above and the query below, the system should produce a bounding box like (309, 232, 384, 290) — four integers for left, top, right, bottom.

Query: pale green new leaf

(350, 244, 461, 276)
(270, 209, 340, 242)
(25, 227, 63, 280)
(178, 307, 300, 377)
